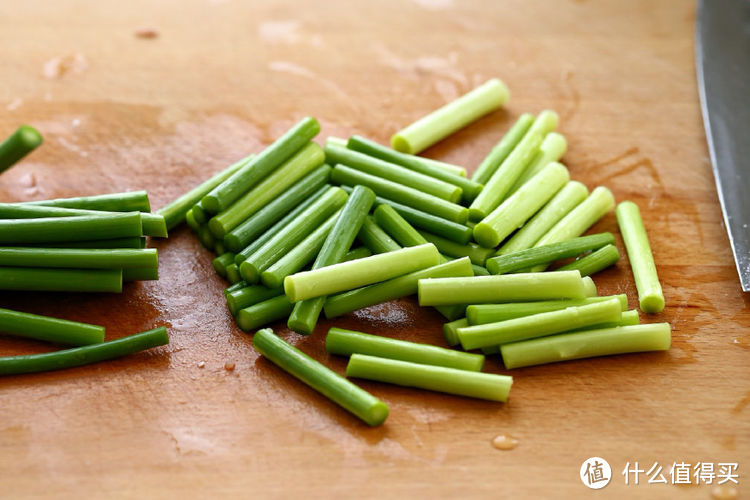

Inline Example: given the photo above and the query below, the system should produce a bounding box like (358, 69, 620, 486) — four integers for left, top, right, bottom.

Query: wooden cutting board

(0, 0, 747, 497)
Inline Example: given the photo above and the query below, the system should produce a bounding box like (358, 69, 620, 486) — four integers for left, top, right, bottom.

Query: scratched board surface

(0, 0, 747, 498)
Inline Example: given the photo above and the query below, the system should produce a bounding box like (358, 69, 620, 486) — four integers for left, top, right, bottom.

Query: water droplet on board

(711, 484, 738, 500)
(21, 172, 36, 188)
(491, 434, 518, 450)
(134, 27, 159, 39)
(411, 0, 453, 10)
(6, 98, 22, 111)
(43, 53, 88, 79)
(258, 20, 300, 45)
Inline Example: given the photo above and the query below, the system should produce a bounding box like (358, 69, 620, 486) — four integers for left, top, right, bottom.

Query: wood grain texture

(0, 0, 747, 498)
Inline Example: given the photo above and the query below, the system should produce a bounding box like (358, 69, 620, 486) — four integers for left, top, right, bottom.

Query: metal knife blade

(696, 0, 750, 291)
